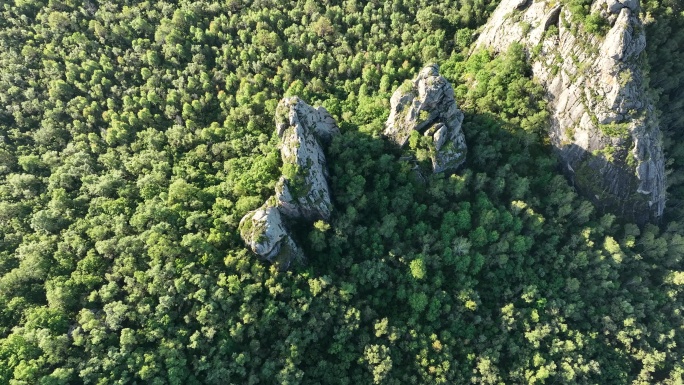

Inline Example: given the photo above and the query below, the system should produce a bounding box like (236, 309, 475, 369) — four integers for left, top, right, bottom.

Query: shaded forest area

(0, 0, 683, 384)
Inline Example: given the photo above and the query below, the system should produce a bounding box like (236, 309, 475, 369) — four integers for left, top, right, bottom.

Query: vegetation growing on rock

(0, 0, 682, 384)
(476, 0, 666, 224)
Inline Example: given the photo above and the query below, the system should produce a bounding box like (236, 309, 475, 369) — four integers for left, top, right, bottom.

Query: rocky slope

(239, 97, 339, 268)
(475, 0, 665, 223)
(384, 65, 467, 173)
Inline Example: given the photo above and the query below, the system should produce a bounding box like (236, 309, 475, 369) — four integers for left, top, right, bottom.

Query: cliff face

(384, 65, 467, 173)
(475, 0, 665, 223)
(239, 97, 339, 269)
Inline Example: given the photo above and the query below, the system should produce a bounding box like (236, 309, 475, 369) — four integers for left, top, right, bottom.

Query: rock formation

(239, 97, 339, 269)
(384, 64, 467, 173)
(276, 96, 339, 146)
(475, 0, 665, 223)
(239, 201, 303, 269)
(274, 96, 339, 221)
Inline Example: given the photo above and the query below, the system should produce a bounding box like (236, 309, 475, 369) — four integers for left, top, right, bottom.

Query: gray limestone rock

(239, 202, 304, 269)
(239, 96, 340, 269)
(475, 0, 665, 223)
(274, 96, 339, 221)
(384, 65, 467, 173)
(276, 96, 340, 145)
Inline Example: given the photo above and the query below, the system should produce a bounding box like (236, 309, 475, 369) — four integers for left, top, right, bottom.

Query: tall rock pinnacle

(384, 64, 467, 174)
(239, 97, 339, 269)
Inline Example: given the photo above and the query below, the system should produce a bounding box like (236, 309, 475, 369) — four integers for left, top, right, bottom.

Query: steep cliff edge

(239, 97, 339, 269)
(384, 65, 467, 173)
(475, 0, 665, 223)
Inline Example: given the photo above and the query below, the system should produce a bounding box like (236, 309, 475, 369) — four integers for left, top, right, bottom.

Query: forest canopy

(0, 0, 683, 384)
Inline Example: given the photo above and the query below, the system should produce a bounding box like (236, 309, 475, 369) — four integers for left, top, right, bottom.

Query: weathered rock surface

(239, 97, 339, 268)
(475, 0, 665, 223)
(239, 202, 303, 269)
(276, 96, 340, 146)
(384, 65, 467, 173)
(275, 96, 339, 221)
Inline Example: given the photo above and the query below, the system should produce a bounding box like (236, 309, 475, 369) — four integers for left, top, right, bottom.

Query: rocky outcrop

(277, 96, 339, 146)
(239, 97, 339, 269)
(239, 201, 303, 269)
(384, 65, 467, 173)
(274, 96, 339, 221)
(475, 0, 665, 223)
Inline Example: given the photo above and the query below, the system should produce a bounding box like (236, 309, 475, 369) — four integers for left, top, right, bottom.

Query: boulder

(384, 65, 467, 173)
(475, 0, 665, 223)
(239, 202, 304, 269)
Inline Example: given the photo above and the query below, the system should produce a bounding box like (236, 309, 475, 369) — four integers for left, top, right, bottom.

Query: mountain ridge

(475, 0, 666, 224)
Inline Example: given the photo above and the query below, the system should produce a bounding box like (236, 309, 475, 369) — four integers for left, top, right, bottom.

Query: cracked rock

(384, 64, 467, 173)
(475, 0, 665, 223)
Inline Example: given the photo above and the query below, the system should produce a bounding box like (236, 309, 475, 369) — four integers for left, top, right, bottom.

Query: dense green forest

(1, 0, 683, 383)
